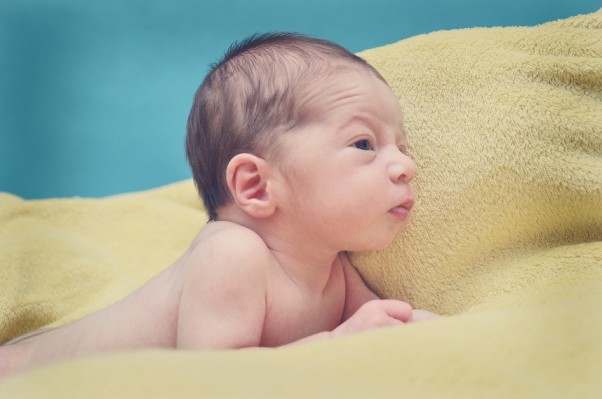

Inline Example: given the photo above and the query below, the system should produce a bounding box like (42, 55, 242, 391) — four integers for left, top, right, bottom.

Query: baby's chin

(380, 225, 411, 249)
(345, 220, 409, 252)
(356, 234, 402, 252)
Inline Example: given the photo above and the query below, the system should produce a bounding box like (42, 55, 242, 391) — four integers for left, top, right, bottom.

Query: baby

(0, 32, 437, 377)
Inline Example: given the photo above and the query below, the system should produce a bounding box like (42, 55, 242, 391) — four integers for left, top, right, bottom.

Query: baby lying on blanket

(0, 33, 438, 377)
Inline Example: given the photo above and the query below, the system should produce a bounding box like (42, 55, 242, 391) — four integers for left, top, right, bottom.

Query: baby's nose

(388, 152, 416, 183)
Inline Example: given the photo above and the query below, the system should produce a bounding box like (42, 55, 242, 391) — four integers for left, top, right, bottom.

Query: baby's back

(0, 254, 187, 376)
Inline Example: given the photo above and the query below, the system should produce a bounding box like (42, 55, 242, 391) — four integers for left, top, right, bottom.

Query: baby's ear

(226, 153, 276, 219)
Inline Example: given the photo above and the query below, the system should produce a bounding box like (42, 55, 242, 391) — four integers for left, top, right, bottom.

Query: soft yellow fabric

(0, 181, 205, 341)
(1, 10, 601, 398)
(352, 9, 602, 315)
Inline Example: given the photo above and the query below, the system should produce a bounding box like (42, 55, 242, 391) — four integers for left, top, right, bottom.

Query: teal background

(1, 0, 600, 199)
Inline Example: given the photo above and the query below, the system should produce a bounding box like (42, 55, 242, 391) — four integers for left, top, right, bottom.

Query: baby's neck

(264, 231, 341, 294)
(217, 208, 341, 293)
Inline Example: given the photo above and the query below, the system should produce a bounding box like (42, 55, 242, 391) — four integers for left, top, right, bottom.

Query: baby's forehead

(301, 70, 403, 124)
(297, 67, 377, 106)
(304, 78, 406, 149)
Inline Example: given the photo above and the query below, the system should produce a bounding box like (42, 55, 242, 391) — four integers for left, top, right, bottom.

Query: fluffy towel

(351, 8, 602, 315)
(0, 182, 205, 341)
(1, 10, 601, 398)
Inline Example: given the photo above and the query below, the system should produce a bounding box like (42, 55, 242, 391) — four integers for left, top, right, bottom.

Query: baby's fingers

(361, 299, 413, 323)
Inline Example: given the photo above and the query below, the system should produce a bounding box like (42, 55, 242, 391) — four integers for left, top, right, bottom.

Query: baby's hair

(186, 32, 386, 221)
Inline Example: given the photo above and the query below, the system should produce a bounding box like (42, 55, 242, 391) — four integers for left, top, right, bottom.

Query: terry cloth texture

(1, 9, 601, 398)
(351, 7, 602, 315)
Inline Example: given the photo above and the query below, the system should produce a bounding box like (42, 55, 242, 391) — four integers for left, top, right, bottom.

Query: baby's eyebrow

(340, 114, 379, 131)
(341, 113, 406, 146)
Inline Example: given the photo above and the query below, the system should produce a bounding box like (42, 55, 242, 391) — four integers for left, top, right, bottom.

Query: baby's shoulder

(187, 221, 273, 270)
(192, 221, 267, 247)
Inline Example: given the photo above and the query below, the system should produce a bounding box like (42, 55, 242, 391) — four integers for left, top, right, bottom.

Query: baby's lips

(401, 196, 414, 211)
(389, 197, 414, 220)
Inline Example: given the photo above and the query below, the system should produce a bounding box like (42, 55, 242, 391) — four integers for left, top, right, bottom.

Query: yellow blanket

(1, 10, 601, 398)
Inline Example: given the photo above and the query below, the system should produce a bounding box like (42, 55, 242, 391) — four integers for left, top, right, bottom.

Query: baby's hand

(332, 299, 413, 339)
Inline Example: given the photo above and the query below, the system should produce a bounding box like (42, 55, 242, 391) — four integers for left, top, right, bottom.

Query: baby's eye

(354, 139, 373, 151)
(398, 144, 408, 155)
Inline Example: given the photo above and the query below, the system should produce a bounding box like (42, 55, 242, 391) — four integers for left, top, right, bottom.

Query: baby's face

(275, 69, 416, 251)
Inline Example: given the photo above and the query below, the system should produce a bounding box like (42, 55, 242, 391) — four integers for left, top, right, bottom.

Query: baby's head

(186, 32, 387, 221)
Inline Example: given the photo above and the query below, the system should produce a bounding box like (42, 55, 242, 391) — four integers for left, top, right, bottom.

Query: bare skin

(0, 69, 439, 378)
(0, 223, 435, 377)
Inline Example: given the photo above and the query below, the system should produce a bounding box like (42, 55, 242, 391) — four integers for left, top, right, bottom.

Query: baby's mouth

(389, 197, 414, 220)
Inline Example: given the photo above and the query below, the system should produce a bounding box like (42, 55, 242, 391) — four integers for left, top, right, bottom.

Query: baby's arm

(339, 253, 380, 319)
(289, 255, 414, 345)
(177, 227, 269, 349)
(290, 254, 441, 346)
(340, 253, 439, 324)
